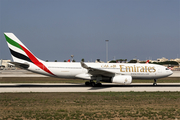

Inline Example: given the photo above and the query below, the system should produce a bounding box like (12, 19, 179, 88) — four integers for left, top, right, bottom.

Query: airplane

(4, 33, 173, 86)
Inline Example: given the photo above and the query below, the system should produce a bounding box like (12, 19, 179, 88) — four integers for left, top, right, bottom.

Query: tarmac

(0, 83, 180, 92)
(0, 69, 47, 77)
(0, 69, 180, 93)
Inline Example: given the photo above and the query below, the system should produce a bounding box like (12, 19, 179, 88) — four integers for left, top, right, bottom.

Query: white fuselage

(27, 62, 173, 80)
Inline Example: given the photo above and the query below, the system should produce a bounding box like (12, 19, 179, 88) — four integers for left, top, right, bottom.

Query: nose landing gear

(153, 79, 157, 86)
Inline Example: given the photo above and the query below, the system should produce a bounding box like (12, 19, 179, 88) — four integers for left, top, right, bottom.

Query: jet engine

(111, 75, 132, 85)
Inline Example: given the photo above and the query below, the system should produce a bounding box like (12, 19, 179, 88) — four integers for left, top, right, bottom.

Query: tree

(109, 58, 128, 63)
(124, 59, 127, 63)
(153, 61, 179, 65)
(119, 59, 123, 63)
(64, 60, 67, 62)
(55, 60, 57, 62)
(81, 58, 85, 62)
(109, 60, 116, 63)
(128, 59, 137, 63)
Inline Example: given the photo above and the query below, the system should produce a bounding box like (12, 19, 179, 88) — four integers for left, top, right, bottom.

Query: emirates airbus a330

(4, 33, 173, 86)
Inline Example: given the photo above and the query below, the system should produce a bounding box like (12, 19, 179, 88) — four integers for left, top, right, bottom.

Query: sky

(0, 0, 180, 62)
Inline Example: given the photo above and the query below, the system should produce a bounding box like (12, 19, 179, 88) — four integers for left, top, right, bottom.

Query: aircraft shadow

(1, 84, 180, 90)
(89, 84, 180, 90)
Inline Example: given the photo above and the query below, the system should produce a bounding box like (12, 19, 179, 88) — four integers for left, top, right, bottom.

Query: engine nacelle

(111, 75, 132, 85)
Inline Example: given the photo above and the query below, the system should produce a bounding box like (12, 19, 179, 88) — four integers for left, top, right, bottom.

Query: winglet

(81, 61, 89, 69)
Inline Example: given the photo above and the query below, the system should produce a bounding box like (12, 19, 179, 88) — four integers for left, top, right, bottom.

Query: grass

(133, 77, 180, 83)
(0, 92, 180, 119)
(0, 77, 180, 83)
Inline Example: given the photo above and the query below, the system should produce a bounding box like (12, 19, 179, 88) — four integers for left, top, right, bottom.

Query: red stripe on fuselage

(19, 45, 55, 76)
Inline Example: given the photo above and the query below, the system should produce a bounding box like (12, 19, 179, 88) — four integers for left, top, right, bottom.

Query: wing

(81, 62, 115, 77)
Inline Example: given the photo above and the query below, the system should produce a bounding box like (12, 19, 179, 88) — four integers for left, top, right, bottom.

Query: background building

(0, 59, 15, 70)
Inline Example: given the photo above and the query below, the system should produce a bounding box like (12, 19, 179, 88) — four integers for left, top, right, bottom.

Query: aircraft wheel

(91, 82, 96, 87)
(96, 83, 102, 86)
(153, 83, 157, 86)
(85, 81, 90, 86)
(153, 79, 157, 86)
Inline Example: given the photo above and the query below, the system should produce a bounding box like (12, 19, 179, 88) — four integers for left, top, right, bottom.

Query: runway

(0, 83, 180, 92)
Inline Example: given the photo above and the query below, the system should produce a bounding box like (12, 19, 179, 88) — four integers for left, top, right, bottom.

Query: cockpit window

(166, 68, 169, 70)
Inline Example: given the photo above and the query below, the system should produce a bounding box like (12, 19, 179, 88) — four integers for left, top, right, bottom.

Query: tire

(153, 83, 157, 86)
(91, 82, 96, 87)
(97, 83, 102, 86)
(85, 81, 90, 86)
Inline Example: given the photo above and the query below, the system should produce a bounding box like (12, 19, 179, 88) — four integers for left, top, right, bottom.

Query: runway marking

(0, 83, 180, 92)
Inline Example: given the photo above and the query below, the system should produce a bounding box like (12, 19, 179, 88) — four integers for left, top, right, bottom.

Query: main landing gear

(153, 79, 157, 86)
(85, 80, 102, 87)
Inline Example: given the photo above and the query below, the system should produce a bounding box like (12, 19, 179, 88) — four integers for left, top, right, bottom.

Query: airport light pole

(105, 40, 109, 62)
(71, 55, 74, 62)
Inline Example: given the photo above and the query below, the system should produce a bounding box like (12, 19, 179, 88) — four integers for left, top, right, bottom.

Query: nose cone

(170, 70, 173, 76)
(168, 70, 173, 76)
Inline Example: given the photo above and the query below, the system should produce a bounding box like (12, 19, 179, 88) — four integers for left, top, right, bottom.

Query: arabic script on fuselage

(101, 65, 156, 73)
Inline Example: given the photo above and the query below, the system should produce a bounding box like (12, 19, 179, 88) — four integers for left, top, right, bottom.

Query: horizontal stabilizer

(9, 62, 29, 69)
